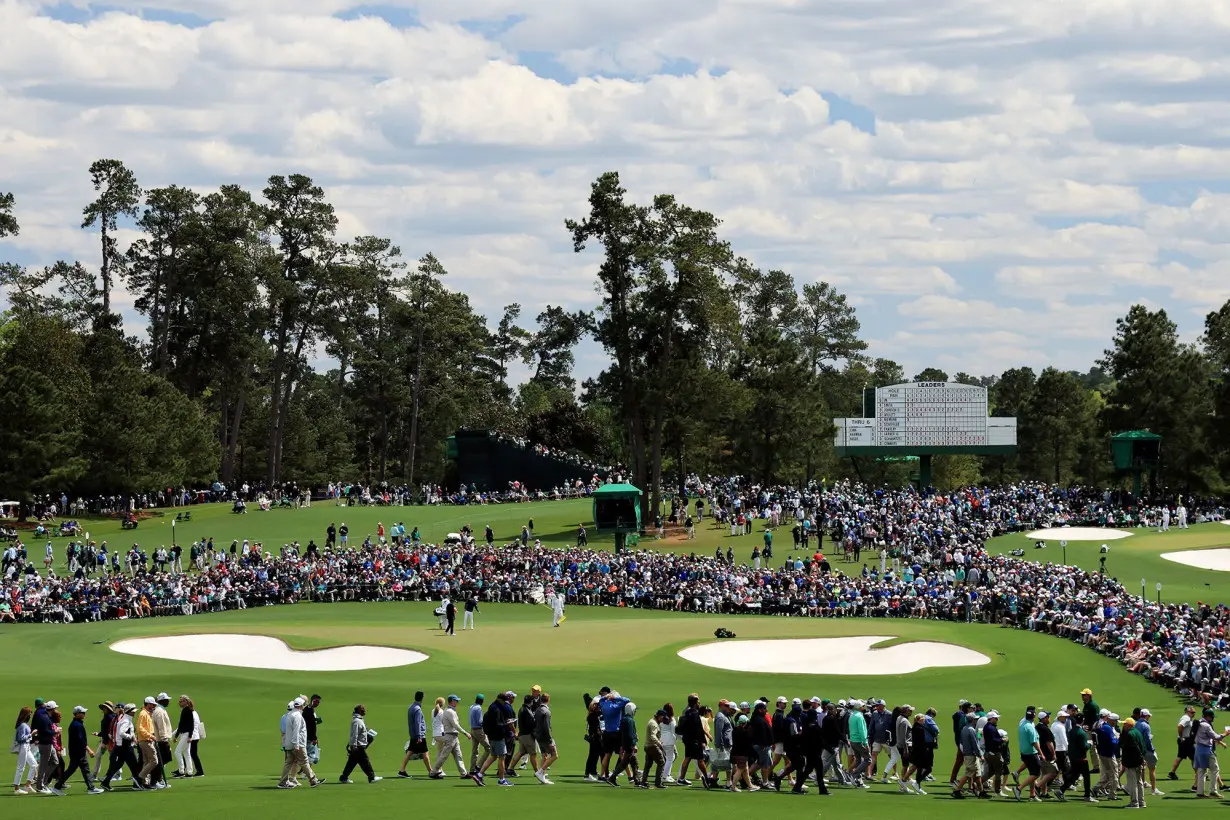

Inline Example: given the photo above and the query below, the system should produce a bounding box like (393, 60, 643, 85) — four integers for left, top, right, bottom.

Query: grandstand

(448, 429, 609, 491)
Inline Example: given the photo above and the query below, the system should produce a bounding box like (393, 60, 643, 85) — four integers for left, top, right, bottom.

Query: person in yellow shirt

(136, 698, 162, 790)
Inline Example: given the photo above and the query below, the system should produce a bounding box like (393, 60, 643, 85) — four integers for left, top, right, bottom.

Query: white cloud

(1, 0, 1229, 382)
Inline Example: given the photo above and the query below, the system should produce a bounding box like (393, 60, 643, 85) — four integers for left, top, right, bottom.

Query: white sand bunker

(1026, 527, 1132, 541)
(678, 636, 989, 675)
(111, 634, 428, 671)
(1161, 549, 1230, 572)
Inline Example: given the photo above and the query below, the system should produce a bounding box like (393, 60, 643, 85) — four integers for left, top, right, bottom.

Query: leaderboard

(875, 382, 988, 447)
(833, 381, 1017, 451)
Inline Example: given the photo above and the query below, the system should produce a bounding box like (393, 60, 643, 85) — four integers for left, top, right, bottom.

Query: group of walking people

(13, 693, 203, 795)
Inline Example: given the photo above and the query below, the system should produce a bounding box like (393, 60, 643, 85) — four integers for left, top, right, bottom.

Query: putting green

(988, 523, 1230, 605)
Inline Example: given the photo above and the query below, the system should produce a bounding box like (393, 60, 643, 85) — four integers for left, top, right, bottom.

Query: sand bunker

(111, 634, 428, 671)
(1161, 549, 1230, 572)
(1026, 527, 1132, 541)
(678, 636, 989, 675)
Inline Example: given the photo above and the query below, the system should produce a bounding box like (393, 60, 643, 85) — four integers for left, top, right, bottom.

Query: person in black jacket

(583, 698, 602, 780)
(445, 599, 456, 636)
(55, 706, 101, 793)
(675, 694, 712, 788)
(749, 701, 773, 785)
(793, 699, 831, 795)
(304, 695, 322, 765)
(91, 702, 116, 784)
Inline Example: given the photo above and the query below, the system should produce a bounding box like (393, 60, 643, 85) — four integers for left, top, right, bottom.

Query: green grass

(7, 500, 1230, 818)
(987, 523, 1230, 605)
(25, 497, 797, 565)
(0, 600, 1207, 818)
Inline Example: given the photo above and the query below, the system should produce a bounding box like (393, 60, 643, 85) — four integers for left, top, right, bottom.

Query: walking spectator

(12, 706, 35, 794)
(339, 705, 382, 783)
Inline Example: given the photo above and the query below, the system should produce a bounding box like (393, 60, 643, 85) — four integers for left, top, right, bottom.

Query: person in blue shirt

(599, 691, 630, 780)
(1094, 713, 1120, 798)
(468, 695, 489, 772)
(1136, 709, 1160, 796)
(398, 691, 430, 778)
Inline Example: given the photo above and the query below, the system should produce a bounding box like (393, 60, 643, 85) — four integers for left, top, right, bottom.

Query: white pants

(13, 745, 36, 786)
(552, 608, 564, 626)
(463, 611, 474, 629)
(884, 746, 903, 778)
(663, 743, 677, 779)
(175, 735, 195, 776)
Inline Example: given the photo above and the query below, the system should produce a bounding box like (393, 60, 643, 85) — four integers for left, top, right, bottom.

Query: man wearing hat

(1015, 706, 1042, 801)
(91, 701, 117, 784)
(1137, 708, 1163, 797)
(1167, 705, 1197, 782)
(1035, 711, 1065, 801)
(1063, 704, 1096, 802)
(1120, 717, 1147, 808)
(1080, 689, 1098, 730)
(100, 704, 140, 791)
(1193, 706, 1225, 798)
(31, 698, 58, 793)
(429, 695, 470, 779)
(136, 697, 162, 789)
(153, 693, 175, 787)
(279, 697, 323, 788)
(949, 700, 973, 786)
(468, 694, 489, 773)
(1094, 712, 1120, 799)
(55, 706, 103, 794)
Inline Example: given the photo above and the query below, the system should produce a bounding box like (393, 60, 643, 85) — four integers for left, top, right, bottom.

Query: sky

(1, 0, 1229, 384)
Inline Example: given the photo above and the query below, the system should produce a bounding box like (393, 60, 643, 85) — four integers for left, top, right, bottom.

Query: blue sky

(3, 0, 1229, 383)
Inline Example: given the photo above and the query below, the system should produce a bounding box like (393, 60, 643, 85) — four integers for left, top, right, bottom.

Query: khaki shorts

(1041, 758, 1058, 776)
(517, 734, 539, 756)
(964, 754, 980, 777)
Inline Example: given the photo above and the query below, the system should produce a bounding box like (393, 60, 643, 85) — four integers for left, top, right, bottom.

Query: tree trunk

(100, 222, 111, 316)
(266, 317, 290, 485)
(221, 388, 246, 485)
(407, 323, 426, 494)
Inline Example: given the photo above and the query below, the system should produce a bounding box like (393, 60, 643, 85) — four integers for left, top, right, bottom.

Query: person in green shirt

(1064, 705, 1095, 802)
(1121, 718, 1147, 808)
(1080, 689, 1098, 729)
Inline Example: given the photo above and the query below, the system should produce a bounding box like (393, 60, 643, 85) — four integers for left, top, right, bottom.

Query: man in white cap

(1137, 708, 1164, 796)
(279, 698, 323, 788)
(153, 693, 174, 788)
(136, 697, 163, 789)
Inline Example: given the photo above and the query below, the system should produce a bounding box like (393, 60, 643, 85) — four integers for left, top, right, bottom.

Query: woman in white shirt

(430, 697, 446, 767)
(660, 703, 679, 783)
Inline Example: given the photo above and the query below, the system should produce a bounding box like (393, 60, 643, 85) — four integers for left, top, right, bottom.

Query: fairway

(6, 498, 1230, 819)
(0, 596, 1209, 818)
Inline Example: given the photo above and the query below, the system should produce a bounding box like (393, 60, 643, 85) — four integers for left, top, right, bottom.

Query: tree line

(1, 166, 1228, 513)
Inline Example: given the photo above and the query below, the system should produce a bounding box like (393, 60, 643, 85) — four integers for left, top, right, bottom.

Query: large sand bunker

(1025, 527, 1132, 541)
(111, 634, 428, 671)
(678, 636, 989, 675)
(1161, 549, 1230, 572)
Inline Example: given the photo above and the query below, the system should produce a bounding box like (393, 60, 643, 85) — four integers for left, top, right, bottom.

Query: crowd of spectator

(3, 481, 1230, 706)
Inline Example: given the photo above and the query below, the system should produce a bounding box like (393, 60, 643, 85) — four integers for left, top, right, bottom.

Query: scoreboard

(834, 382, 1016, 455)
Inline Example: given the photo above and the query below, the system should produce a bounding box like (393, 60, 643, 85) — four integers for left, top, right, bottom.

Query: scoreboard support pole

(918, 454, 933, 490)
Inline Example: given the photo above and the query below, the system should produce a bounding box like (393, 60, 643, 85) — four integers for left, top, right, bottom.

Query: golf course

(5, 498, 1230, 817)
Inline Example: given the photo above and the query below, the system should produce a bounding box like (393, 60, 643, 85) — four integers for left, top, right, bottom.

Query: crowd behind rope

(4, 483, 1230, 706)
